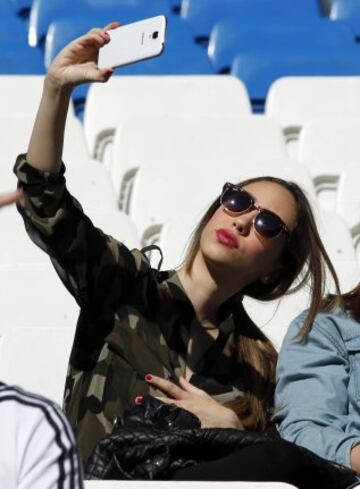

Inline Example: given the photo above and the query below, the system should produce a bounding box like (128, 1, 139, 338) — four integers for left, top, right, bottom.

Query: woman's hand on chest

(143, 374, 243, 429)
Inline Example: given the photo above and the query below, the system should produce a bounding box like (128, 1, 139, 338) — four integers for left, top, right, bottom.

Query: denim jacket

(274, 309, 360, 468)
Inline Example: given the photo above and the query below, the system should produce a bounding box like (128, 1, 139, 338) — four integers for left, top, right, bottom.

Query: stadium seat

(0, 211, 141, 266)
(0, 326, 74, 403)
(297, 117, 360, 210)
(231, 46, 360, 109)
(83, 75, 251, 160)
(0, 0, 20, 16)
(0, 52, 44, 75)
(8, 0, 33, 17)
(330, 0, 360, 39)
(29, 0, 172, 47)
(0, 36, 45, 74)
(0, 75, 76, 116)
(181, 0, 322, 40)
(166, 0, 181, 11)
(265, 76, 360, 155)
(111, 115, 287, 207)
(128, 159, 315, 242)
(208, 18, 354, 73)
(0, 159, 118, 218)
(320, 0, 335, 16)
(337, 162, 360, 234)
(84, 482, 299, 489)
(0, 114, 88, 182)
(0, 264, 80, 330)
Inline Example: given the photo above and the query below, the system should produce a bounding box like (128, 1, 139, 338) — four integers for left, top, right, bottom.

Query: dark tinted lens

(254, 210, 284, 238)
(221, 187, 252, 213)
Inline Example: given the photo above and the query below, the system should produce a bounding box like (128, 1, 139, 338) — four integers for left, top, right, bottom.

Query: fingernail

(145, 374, 153, 381)
(135, 396, 143, 405)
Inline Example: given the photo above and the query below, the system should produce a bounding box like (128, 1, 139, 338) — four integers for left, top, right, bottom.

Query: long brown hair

(184, 176, 341, 429)
(338, 283, 360, 322)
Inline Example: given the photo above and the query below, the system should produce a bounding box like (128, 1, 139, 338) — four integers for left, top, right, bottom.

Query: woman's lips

(215, 229, 238, 249)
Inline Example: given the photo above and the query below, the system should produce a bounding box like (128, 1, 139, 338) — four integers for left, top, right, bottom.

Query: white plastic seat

(0, 114, 88, 180)
(265, 77, 360, 156)
(0, 158, 118, 216)
(336, 163, 360, 261)
(83, 75, 252, 161)
(336, 162, 360, 231)
(0, 264, 80, 330)
(129, 159, 315, 242)
(0, 326, 74, 404)
(0, 75, 74, 117)
(90, 476, 358, 487)
(112, 115, 287, 204)
(0, 211, 141, 266)
(297, 117, 360, 211)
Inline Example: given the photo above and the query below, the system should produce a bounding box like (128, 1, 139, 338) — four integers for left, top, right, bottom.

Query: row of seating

(10, 0, 360, 41)
(4, 0, 360, 114)
(1, 75, 360, 241)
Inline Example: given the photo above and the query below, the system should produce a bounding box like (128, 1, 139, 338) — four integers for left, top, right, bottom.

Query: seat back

(0, 326, 74, 403)
(181, 0, 321, 38)
(112, 115, 287, 203)
(231, 47, 360, 104)
(129, 159, 315, 240)
(298, 117, 360, 210)
(83, 75, 251, 159)
(209, 18, 354, 73)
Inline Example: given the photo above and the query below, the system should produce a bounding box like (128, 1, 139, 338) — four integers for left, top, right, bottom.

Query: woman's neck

(177, 253, 246, 324)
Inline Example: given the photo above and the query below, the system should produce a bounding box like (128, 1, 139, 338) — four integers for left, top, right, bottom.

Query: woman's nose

(232, 211, 256, 236)
(232, 216, 252, 236)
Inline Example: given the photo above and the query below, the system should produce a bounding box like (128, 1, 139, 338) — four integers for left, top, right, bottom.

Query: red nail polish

(135, 396, 143, 405)
(145, 374, 153, 381)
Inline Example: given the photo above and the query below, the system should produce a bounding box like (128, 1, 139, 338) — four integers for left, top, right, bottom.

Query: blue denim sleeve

(274, 312, 360, 468)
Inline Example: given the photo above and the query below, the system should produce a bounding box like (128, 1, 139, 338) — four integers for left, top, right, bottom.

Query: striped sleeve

(0, 383, 83, 489)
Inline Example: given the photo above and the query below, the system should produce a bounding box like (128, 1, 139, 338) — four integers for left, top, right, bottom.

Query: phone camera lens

(152, 31, 159, 39)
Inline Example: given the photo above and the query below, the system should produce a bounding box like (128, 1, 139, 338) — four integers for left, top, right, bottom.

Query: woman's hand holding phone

(46, 22, 120, 90)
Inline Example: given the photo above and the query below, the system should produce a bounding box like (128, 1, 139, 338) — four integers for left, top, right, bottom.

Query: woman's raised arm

(27, 23, 118, 173)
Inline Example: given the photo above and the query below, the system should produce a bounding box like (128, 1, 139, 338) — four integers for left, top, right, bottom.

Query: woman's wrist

(44, 74, 73, 97)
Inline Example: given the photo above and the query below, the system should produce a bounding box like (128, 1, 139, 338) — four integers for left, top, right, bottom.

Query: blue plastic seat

(0, 46, 44, 74)
(8, 0, 33, 17)
(330, 0, 360, 39)
(0, 13, 28, 38)
(181, 0, 322, 39)
(29, 0, 171, 47)
(209, 18, 355, 73)
(230, 46, 360, 104)
(0, 0, 17, 15)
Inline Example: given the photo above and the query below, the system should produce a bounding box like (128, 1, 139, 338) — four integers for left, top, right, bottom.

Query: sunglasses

(220, 183, 289, 239)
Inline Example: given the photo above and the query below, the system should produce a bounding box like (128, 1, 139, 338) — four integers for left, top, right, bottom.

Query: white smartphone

(98, 16, 167, 70)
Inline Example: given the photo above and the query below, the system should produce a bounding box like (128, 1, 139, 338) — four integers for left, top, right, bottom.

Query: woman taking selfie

(14, 24, 357, 487)
(276, 283, 360, 474)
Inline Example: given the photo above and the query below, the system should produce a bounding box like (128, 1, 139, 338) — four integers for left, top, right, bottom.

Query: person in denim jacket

(275, 283, 360, 473)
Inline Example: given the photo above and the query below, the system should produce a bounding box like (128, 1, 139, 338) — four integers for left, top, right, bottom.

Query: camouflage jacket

(15, 155, 246, 464)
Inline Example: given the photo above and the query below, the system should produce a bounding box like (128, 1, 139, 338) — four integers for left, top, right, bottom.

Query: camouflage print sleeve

(14, 154, 144, 312)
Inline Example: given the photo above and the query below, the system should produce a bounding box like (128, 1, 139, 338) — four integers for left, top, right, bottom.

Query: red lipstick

(216, 229, 238, 249)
